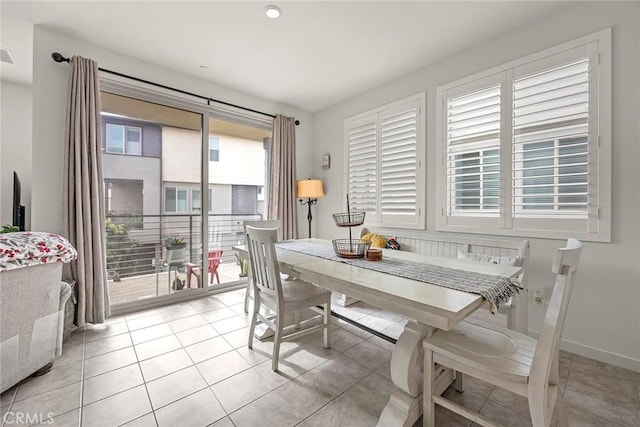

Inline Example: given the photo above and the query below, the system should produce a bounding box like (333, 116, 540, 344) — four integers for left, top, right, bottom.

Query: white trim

(436, 29, 611, 242)
(344, 92, 426, 230)
(528, 330, 640, 373)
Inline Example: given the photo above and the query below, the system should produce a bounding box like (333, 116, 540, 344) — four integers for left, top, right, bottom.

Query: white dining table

(235, 238, 522, 427)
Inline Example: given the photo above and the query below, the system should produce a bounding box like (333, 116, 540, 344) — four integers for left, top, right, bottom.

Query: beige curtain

(62, 56, 110, 326)
(268, 114, 298, 239)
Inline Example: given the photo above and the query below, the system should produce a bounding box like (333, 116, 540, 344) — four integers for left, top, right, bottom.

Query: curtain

(267, 114, 298, 240)
(62, 56, 110, 326)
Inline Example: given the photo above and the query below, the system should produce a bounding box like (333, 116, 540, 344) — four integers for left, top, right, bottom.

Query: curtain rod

(51, 52, 300, 126)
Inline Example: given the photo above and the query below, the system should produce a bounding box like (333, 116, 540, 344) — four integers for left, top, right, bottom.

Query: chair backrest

(530, 238, 582, 394)
(208, 249, 223, 268)
(245, 225, 283, 304)
(243, 220, 281, 243)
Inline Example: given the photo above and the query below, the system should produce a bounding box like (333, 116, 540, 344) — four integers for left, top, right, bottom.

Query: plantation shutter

(347, 118, 377, 214)
(345, 94, 424, 228)
(445, 83, 501, 216)
(512, 57, 590, 218)
(380, 103, 419, 221)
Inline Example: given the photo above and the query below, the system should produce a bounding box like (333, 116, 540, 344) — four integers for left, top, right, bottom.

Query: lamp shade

(297, 179, 325, 199)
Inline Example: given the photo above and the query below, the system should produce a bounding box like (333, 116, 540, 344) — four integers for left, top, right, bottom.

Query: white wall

(30, 26, 313, 236)
(0, 81, 32, 228)
(312, 2, 640, 371)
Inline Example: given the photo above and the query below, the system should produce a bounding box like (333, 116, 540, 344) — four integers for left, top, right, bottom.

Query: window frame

(106, 123, 142, 155)
(165, 186, 189, 213)
(436, 28, 611, 242)
(344, 93, 426, 229)
(209, 137, 220, 162)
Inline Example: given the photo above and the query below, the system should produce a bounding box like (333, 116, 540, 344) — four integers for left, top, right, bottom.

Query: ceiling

(1, 1, 574, 113)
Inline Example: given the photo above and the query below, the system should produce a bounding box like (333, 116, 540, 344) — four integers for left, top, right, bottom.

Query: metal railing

(105, 212, 262, 279)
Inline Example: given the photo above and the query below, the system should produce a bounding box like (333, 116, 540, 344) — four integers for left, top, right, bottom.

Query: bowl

(332, 211, 366, 227)
(332, 239, 371, 258)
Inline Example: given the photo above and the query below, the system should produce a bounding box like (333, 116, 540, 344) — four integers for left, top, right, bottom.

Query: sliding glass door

(101, 89, 272, 311)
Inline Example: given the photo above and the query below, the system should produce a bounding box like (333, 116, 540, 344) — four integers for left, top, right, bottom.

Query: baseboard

(528, 330, 640, 373)
(466, 310, 640, 373)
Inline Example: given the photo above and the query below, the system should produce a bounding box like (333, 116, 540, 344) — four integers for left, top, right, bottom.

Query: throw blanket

(276, 240, 520, 313)
(0, 232, 78, 272)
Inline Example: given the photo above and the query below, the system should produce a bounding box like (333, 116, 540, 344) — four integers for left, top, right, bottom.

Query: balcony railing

(105, 212, 262, 280)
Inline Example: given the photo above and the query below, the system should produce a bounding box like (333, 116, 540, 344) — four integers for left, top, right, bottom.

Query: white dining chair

(423, 238, 583, 427)
(246, 225, 331, 371)
(242, 219, 281, 313)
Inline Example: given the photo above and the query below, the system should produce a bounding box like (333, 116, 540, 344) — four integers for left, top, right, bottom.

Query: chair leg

(294, 311, 301, 329)
(555, 395, 569, 427)
(423, 348, 436, 427)
(272, 313, 284, 371)
(248, 295, 259, 349)
(455, 371, 465, 392)
(551, 354, 568, 427)
(244, 279, 252, 313)
(323, 302, 331, 349)
(215, 271, 220, 284)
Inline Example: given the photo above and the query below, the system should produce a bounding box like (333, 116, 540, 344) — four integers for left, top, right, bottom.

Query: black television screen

(13, 171, 25, 231)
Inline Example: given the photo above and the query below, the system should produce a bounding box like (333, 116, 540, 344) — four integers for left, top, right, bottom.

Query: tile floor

(1, 288, 638, 426)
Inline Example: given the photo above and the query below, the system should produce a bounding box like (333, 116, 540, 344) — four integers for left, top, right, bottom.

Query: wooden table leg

(376, 321, 454, 427)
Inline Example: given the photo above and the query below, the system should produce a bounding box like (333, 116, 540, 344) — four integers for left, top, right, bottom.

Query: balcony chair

(246, 225, 331, 371)
(423, 238, 583, 427)
(242, 219, 281, 313)
(208, 249, 223, 284)
(185, 262, 201, 289)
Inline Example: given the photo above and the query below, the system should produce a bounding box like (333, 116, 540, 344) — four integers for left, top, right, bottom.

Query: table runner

(275, 240, 520, 313)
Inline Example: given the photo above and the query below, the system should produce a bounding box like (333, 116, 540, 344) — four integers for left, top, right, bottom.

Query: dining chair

(208, 249, 223, 284)
(242, 219, 281, 313)
(245, 225, 331, 371)
(423, 238, 583, 427)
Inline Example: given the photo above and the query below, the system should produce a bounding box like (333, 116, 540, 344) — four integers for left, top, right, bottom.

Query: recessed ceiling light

(264, 5, 282, 19)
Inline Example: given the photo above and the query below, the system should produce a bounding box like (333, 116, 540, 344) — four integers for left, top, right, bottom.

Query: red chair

(208, 250, 223, 284)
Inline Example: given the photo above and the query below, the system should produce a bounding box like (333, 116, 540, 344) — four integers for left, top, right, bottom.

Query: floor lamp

(297, 179, 325, 238)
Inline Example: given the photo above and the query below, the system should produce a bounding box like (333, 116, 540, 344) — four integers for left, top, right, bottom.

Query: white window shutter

(345, 94, 425, 229)
(446, 84, 501, 216)
(512, 58, 590, 218)
(380, 104, 419, 221)
(347, 118, 377, 214)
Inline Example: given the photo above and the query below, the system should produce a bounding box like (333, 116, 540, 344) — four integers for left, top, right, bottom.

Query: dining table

(234, 238, 522, 427)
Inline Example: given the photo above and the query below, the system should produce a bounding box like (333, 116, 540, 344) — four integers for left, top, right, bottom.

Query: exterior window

(192, 188, 201, 212)
(208, 188, 214, 213)
(165, 187, 188, 213)
(437, 29, 610, 241)
(106, 124, 142, 155)
(209, 137, 220, 162)
(345, 93, 425, 229)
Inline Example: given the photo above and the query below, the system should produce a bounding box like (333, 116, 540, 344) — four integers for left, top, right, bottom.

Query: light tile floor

(1, 289, 638, 426)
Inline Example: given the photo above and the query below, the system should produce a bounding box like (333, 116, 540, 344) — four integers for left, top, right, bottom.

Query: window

(192, 188, 201, 212)
(209, 137, 220, 162)
(106, 124, 142, 155)
(165, 187, 188, 213)
(345, 93, 425, 229)
(437, 29, 610, 241)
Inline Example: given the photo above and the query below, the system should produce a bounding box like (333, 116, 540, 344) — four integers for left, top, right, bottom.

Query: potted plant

(165, 237, 187, 250)
(235, 252, 248, 277)
(1, 225, 19, 234)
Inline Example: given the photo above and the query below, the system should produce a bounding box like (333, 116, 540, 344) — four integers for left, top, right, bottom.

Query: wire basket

(332, 239, 371, 258)
(332, 211, 366, 227)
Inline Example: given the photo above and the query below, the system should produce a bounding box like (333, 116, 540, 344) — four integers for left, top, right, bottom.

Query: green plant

(235, 252, 248, 277)
(105, 219, 140, 277)
(1, 224, 19, 233)
(164, 237, 186, 249)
